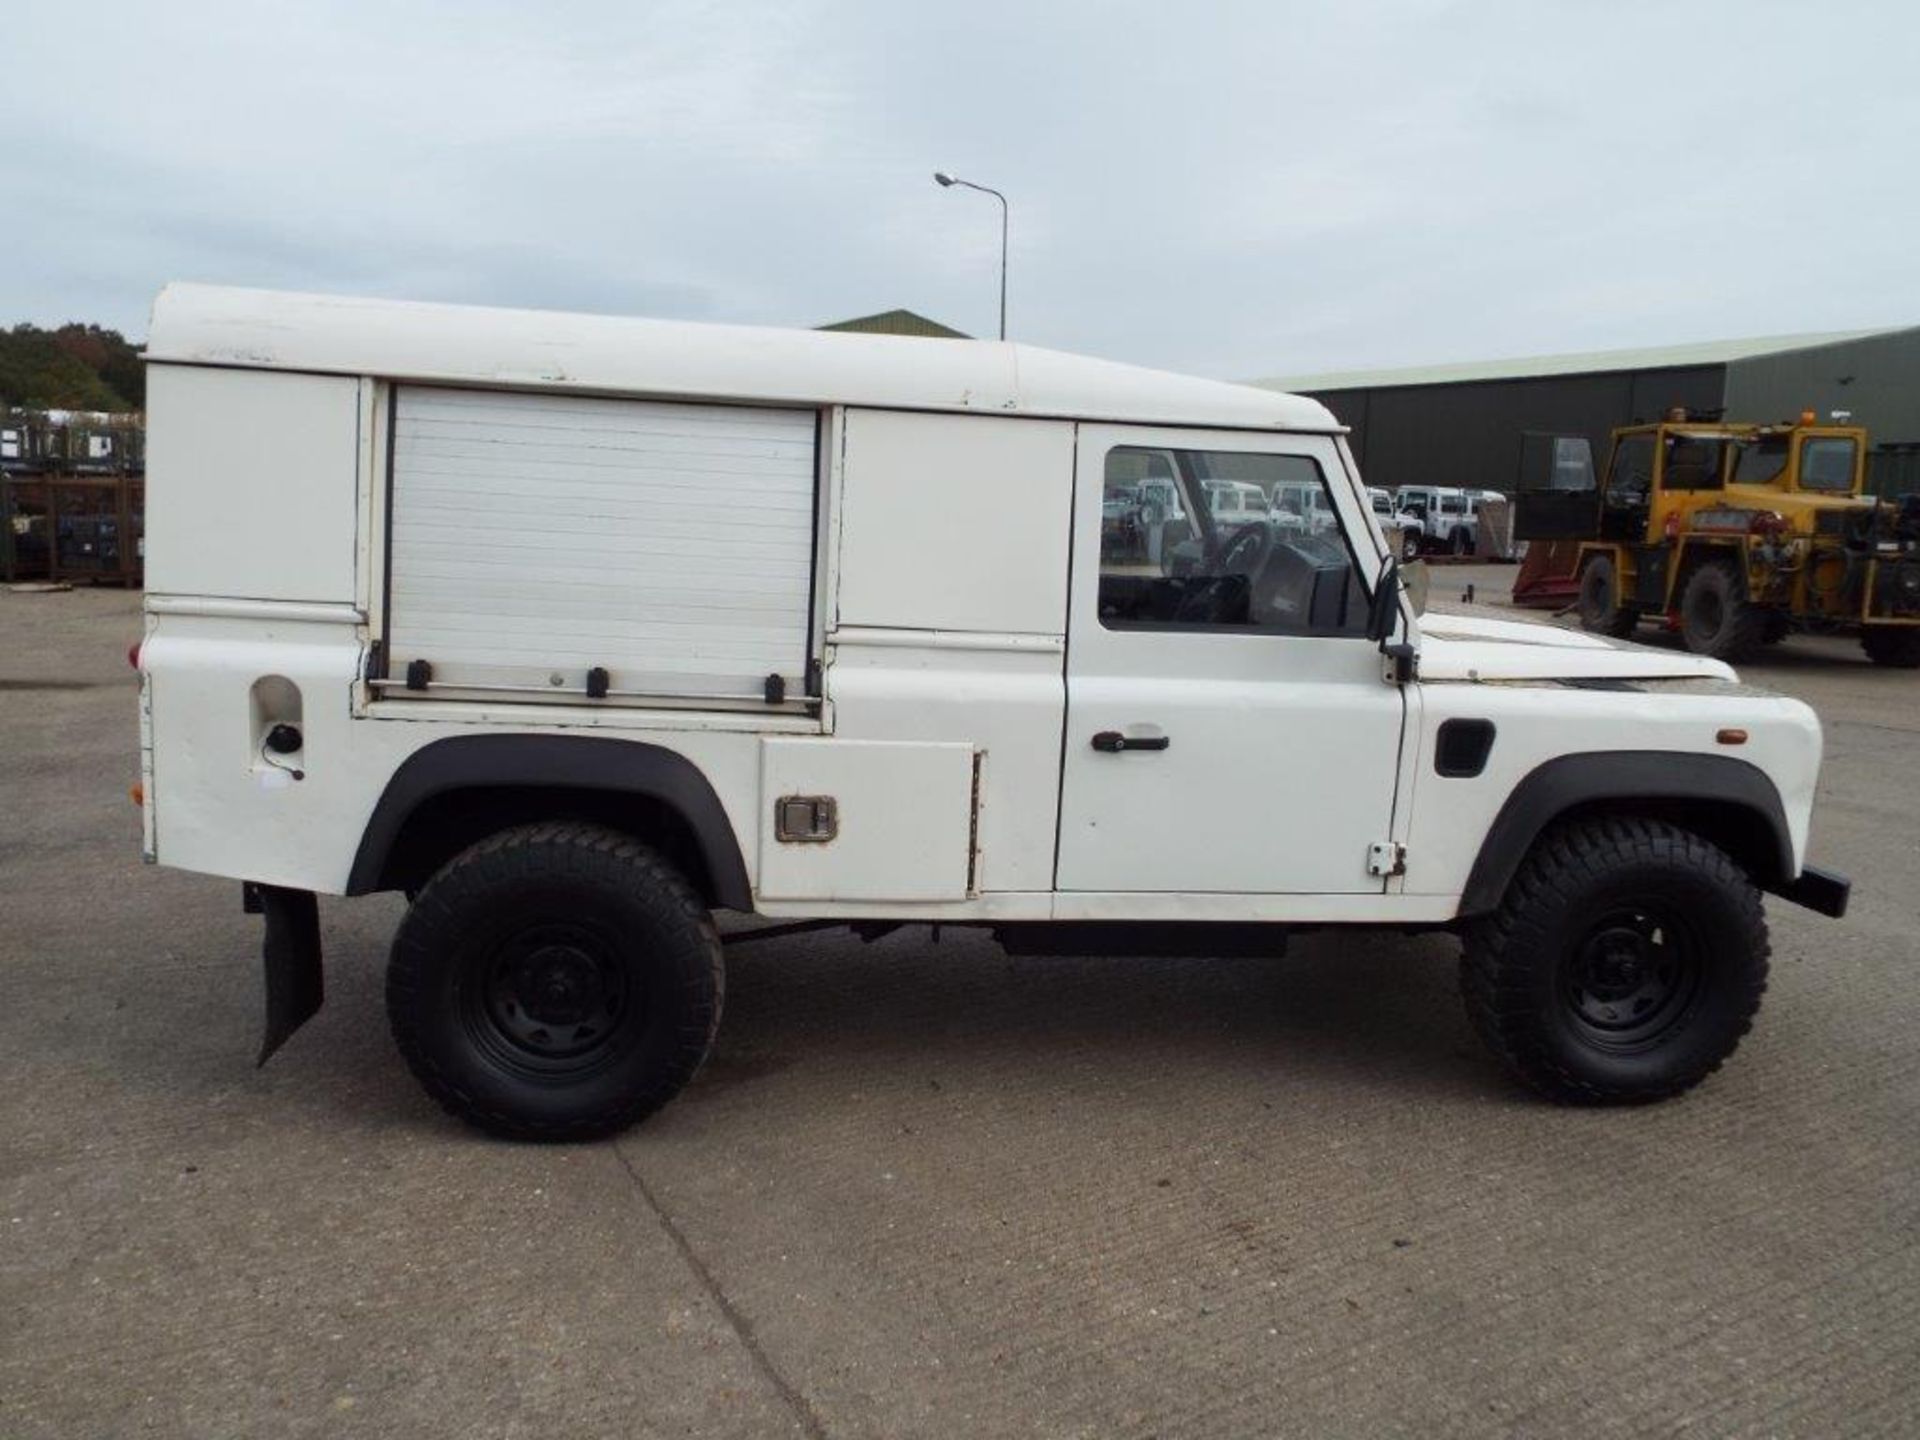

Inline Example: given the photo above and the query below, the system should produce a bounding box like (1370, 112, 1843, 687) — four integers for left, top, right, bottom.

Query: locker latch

(775, 795, 838, 844)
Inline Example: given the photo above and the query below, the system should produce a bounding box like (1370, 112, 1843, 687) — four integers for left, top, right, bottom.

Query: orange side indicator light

(1716, 728, 1748, 746)
(130, 781, 144, 806)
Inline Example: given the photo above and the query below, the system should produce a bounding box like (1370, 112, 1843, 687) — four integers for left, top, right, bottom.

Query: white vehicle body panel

(835, 409, 1073, 635)
(138, 599, 775, 894)
(1416, 614, 1736, 683)
(137, 284, 1832, 933)
(1401, 680, 1821, 896)
(144, 366, 362, 602)
(756, 738, 976, 901)
(824, 629, 1065, 895)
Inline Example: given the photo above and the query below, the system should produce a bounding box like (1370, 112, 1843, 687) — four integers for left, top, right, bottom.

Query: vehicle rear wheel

(1399, 530, 1422, 562)
(1576, 554, 1637, 638)
(1460, 817, 1768, 1104)
(1861, 626, 1920, 667)
(1678, 558, 1767, 662)
(387, 822, 723, 1141)
(1450, 528, 1472, 556)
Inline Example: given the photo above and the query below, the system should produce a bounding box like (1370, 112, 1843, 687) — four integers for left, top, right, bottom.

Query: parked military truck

(1513, 413, 1920, 666)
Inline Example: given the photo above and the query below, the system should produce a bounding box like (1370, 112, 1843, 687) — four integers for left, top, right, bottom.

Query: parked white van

(1396, 485, 1478, 555)
(1366, 486, 1424, 560)
(1268, 479, 1338, 537)
(138, 285, 1848, 1139)
(1202, 478, 1269, 527)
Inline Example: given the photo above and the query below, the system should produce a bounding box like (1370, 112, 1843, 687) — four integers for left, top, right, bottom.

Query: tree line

(0, 323, 144, 412)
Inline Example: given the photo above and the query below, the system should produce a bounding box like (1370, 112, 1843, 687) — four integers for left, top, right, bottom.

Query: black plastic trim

(992, 921, 1290, 958)
(346, 734, 752, 909)
(1434, 718, 1495, 778)
(1459, 751, 1795, 916)
(1778, 863, 1850, 918)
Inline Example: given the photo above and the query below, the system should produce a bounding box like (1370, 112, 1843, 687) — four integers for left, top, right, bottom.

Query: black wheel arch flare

(346, 733, 753, 910)
(1459, 750, 1800, 917)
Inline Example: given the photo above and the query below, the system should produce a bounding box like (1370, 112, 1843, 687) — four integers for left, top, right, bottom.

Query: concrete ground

(2, 575, 1916, 1438)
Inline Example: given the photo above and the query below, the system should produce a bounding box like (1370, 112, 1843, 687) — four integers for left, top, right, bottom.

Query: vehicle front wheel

(1576, 554, 1638, 638)
(1460, 817, 1768, 1104)
(1678, 558, 1766, 662)
(387, 823, 724, 1141)
(1861, 626, 1920, 667)
(1400, 530, 1422, 561)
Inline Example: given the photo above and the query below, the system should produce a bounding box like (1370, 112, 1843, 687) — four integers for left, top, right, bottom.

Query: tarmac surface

(2, 572, 1916, 1438)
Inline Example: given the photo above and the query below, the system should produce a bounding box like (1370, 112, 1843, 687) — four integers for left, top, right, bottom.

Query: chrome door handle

(1091, 731, 1170, 753)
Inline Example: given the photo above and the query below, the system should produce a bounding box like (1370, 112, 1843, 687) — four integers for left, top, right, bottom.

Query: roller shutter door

(384, 386, 817, 704)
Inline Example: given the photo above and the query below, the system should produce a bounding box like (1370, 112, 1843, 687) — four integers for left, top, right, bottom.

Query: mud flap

(244, 883, 324, 1065)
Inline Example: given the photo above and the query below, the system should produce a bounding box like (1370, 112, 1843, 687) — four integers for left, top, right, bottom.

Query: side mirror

(1403, 558, 1430, 617)
(1366, 555, 1430, 642)
(1369, 555, 1422, 684)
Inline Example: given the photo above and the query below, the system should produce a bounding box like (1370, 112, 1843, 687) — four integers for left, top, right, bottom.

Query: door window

(1097, 446, 1367, 635)
(1606, 436, 1656, 503)
(1799, 436, 1857, 493)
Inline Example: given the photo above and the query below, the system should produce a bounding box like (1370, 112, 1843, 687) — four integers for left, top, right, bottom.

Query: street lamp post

(933, 171, 1007, 341)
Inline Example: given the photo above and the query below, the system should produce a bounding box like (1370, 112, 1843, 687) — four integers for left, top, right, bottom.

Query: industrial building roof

(147, 284, 1339, 432)
(819, 308, 969, 339)
(1255, 326, 1915, 393)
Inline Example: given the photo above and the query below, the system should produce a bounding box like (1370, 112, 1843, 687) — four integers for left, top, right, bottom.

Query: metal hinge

(1381, 643, 1418, 685)
(1366, 841, 1406, 878)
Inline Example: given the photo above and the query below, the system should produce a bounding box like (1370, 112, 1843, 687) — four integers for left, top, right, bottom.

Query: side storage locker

(380, 386, 819, 707)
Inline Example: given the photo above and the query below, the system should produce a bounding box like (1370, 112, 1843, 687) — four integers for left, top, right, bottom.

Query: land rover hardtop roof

(146, 283, 1341, 434)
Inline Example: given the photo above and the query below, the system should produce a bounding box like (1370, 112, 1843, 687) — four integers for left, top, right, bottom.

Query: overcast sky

(3, 0, 1916, 380)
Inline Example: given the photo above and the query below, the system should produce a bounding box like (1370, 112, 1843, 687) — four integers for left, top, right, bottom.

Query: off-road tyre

(1861, 626, 1920, 668)
(1400, 529, 1422, 562)
(387, 823, 724, 1142)
(1460, 817, 1768, 1105)
(1450, 527, 1472, 556)
(1678, 558, 1767, 662)
(1576, 554, 1638, 638)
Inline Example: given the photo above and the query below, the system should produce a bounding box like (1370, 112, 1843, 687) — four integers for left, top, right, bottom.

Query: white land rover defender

(137, 285, 1850, 1140)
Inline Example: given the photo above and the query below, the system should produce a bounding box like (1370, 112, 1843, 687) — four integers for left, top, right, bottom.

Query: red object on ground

(1512, 538, 1580, 608)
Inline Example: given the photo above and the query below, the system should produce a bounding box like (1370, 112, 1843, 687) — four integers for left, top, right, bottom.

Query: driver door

(1512, 431, 1609, 545)
(1056, 425, 1406, 896)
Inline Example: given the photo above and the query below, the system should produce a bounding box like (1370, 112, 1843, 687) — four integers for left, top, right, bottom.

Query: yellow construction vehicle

(1512, 411, 1920, 666)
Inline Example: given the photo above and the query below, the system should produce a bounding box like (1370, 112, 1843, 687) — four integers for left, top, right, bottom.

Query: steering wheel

(1172, 521, 1274, 624)
(1217, 521, 1274, 581)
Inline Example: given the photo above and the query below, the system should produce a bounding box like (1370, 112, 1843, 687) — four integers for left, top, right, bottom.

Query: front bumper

(1775, 864, 1851, 919)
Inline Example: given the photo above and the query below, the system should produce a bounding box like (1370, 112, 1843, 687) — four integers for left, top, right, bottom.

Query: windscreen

(1733, 436, 1789, 486)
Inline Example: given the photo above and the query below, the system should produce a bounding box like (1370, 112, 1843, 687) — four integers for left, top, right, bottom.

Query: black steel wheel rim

(463, 920, 642, 1074)
(1562, 904, 1704, 1051)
